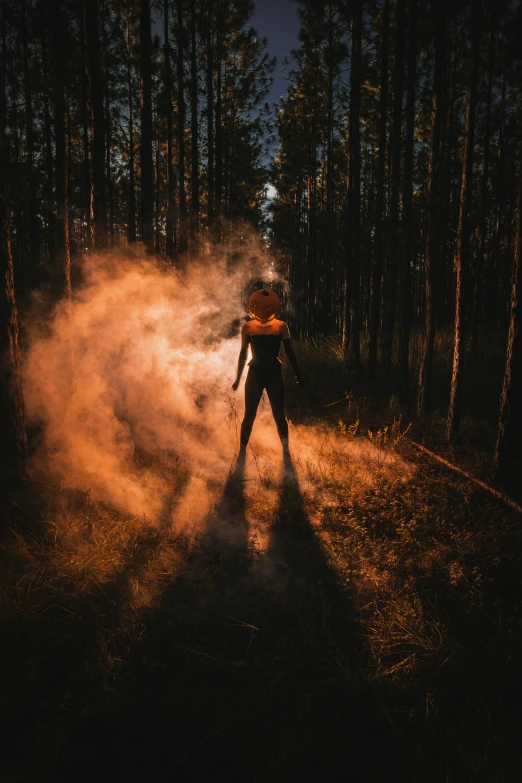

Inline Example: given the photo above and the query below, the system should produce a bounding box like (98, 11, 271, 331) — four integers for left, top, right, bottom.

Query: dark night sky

(250, 0, 301, 108)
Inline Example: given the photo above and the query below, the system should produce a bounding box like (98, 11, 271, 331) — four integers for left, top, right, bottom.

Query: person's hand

(232, 379, 239, 392)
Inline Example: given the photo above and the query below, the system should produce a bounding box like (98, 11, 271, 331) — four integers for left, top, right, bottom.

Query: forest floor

(1, 334, 522, 783)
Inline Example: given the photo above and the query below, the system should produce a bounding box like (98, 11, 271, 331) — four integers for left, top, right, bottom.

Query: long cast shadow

(33, 449, 410, 783)
(194, 448, 250, 557)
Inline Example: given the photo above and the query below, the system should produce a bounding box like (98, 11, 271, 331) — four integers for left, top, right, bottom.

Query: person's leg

(266, 369, 289, 445)
(240, 368, 264, 448)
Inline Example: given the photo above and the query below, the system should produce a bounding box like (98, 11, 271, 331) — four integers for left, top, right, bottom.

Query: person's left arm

(232, 324, 250, 391)
(280, 323, 303, 385)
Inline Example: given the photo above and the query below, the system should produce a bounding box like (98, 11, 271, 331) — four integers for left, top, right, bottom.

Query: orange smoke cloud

(22, 236, 413, 531)
(22, 238, 280, 521)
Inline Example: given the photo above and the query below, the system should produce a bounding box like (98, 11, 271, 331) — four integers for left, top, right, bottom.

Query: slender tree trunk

(417, 0, 447, 413)
(368, 0, 390, 377)
(380, 0, 406, 379)
(50, 0, 71, 299)
(471, 23, 495, 347)
(84, 0, 108, 249)
(325, 11, 334, 332)
(41, 13, 55, 261)
(0, 33, 28, 480)
(21, 0, 39, 275)
(491, 69, 506, 323)
(473, 23, 494, 338)
(447, 0, 481, 441)
(307, 110, 317, 338)
(215, 54, 222, 220)
(206, 0, 214, 223)
(102, 3, 114, 241)
(397, 0, 417, 404)
(80, 7, 92, 250)
(164, 0, 176, 259)
(190, 0, 199, 225)
(438, 33, 457, 327)
(177, 0, 187, 251)
(126, 12, 136, 243)
(346, 0, 363, 368)
(494, 171, 522, 480)
(139, 0, 154, 251)
(155, 131, 161, 253)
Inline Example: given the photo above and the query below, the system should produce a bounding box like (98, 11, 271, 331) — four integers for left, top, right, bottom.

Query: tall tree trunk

(368, 0, 390, 377)
(41, 12, 56, 261)
(447, 0, 481, 441)
(491, 69, 506, 323)
(80, 7, 91, 250)
(190, 0, 199, 225)
(206, 0, 214, 223)
(380, 0, 406, 379)
(50, 0, 71, 299)
(155, 131, 161, 253)
(346, 0, 363, 368)
(215, 53, 222, 220)
(417, 0, 447, 413)
(102, 3, 114, 242)
(307, 110, 317, 339)
(324, 9, 334, 332)
(471, 22, 494, 345)
(397, 0, 417, 404)
(126, 11, 136, 243)
(494, 171, 522, 480)
(84, 0, 108, 249)
(164, 0, 176, 259)
(177, 0, 187, 252)
(139, 0, 154, 251)
(0, 33, 28, 481)
(21, 0, 39, 276)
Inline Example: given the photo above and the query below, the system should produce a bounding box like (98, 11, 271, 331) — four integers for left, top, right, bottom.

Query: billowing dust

(22, 239, 413, 536)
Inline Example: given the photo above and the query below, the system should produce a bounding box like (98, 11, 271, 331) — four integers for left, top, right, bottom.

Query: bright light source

(266, 184, 277, 201)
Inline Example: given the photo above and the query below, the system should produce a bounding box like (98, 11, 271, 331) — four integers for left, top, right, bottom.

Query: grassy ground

(1, 332, 521, 782)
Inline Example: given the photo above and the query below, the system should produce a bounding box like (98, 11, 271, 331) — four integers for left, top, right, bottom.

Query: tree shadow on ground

(43, 447, 410, 783)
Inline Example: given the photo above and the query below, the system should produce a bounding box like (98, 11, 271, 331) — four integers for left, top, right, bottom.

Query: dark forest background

(1, 0, 522, 485)
(3, 4, 522, 781)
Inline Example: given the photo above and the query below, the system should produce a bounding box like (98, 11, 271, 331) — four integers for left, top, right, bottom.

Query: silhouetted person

(232, 289, 302, 450)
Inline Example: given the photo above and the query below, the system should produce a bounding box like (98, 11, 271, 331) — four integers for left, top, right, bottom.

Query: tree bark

(126, 9, 136, 243)
(50, 0, 71, 299)
(346, 0, 363, 368)
(84, 0, 108, 249)
(139, 0, 154, 252)
(80, 6, 92, 251)
(21, 0, 39, 275)
(368, 0, 390, 377)
(176, 0, 187, 252)
(206, 0, 214, 223)
(471, 22, 494, 345)
(190, 0, 199, 224)
(417, 0, 447, 414)
(494, 171, 522, 480)
(164, 0, 176, 258)
(102, 2, 114, 241)
(0, 40, 28, 481)
(397, 0, 417, 404)
(447, 0, 481, 441)
(215, 49, 223, 220)
(380, 0, 406, 379)
(41, 11, 56, 261)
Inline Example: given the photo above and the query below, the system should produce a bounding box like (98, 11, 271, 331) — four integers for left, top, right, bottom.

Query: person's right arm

(232, 324, 249, 391)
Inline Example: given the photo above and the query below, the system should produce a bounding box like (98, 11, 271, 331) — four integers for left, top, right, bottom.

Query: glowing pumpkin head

(248, 288, 281, 322)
